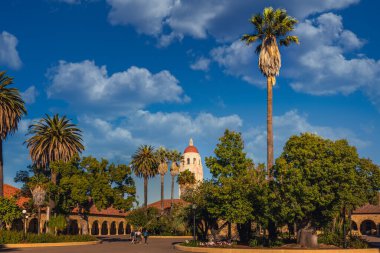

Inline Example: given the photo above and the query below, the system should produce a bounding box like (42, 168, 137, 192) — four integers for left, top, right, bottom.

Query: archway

(68, 220, 79, 235)
(118, 221, 124, 235)
(28, 218, 38, 233)
(126, 223, 131, 234)
(91, 221, 99, 235)
(110, 221, 117, 235)
(351, 221, 358, 231)
(101, 221, 108, 235)
(12, 219, 23, 231)
(360, 220, 377, 235)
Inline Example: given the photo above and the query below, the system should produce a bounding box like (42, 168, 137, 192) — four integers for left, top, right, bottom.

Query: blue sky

(1, 0, 380, 206)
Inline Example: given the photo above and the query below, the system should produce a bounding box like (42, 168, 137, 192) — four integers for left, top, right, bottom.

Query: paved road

(2, 236, 187, 253)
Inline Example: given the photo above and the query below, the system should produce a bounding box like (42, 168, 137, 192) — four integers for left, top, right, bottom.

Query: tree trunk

(267, 77, 274, 179)
(160, 174, 164, 212)
(47, 171, 57, 234)
(0, 139, 4, 197)
(227, 222, 231, 241)
(144, 176, 148, 207)
(38, 207, 41, 234)
(343, 206, 347, 248)
(170, 175, 175, 211)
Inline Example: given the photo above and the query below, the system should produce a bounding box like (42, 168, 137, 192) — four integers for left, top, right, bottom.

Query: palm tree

(177, 169, 196, 197)
(0, 71, 26, 196)
(169, 150, 181, 209)
(25, 114, 85, 184)
(242, 7, 299, 178)
(131, 145, 158, 207)
(156, 147, 168, 211)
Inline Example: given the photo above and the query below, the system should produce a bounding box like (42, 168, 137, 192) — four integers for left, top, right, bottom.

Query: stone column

(124, 224, 127, 235)
(89, 225, 92, 235)
(116, 222, 119, 235)
(107, 224, 110, 236)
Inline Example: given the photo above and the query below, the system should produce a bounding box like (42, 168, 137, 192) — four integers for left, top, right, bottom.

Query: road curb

(3, 240, 101, 248)
(174, 244, 380, 253)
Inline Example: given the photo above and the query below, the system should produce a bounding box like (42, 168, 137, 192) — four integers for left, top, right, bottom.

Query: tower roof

(184, 138, 199, 153)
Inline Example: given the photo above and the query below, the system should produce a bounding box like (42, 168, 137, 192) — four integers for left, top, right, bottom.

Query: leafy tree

(273, 133, 380, 246)
(156, 147, 169, 211)
(177, 169, 196, 195)
(0, 71, 26, 196)
(48, 215, 67, 235)
(131, 145, 158, 207)
(242, 7, 299, 177)
(126, 206, 160, 230)
(0, 197, 22, 230)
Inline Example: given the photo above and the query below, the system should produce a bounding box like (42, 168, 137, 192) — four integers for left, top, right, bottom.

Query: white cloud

(79, 110, 242, 162)
(106, 0, 359, 45)
(47, 60, 189, 117)
(0, 31, 22, 69)
(190, 57, 211, 72)
(21, 86, 38, 104)
(244, 110, 369, 163)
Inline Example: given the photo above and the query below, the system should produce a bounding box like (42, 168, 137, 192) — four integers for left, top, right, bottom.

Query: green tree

(0, 197, 22, 230)
(156, 147, 169, 212)
(177, 169, 196, 195)
(205, 129, 254, 241)
(131, 145, 158, 207)
(126, 206, 160, 230)
(273, 133, 380, 247)
(48, 215, 67, 235)
(0, 71, 26, 196)
(242, 7, 299, 177)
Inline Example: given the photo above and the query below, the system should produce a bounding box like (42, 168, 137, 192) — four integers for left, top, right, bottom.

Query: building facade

(179, 138, 204, 197)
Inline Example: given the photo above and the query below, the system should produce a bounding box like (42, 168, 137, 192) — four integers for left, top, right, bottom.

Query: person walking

(136, 230, 142, 244)
(143, 229, 149, 244)
(131, 230, 136, 244)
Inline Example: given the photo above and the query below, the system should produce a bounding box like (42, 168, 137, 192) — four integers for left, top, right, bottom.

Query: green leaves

(0, 197, 22, 228)
(130, 145, 159, 179)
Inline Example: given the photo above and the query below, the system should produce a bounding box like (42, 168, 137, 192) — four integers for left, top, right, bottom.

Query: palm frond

(279, 35, 300, 46)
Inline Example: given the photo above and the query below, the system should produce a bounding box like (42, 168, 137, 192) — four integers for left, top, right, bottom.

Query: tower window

(187, 158, 190, 165)
(193, 158, 196, 164)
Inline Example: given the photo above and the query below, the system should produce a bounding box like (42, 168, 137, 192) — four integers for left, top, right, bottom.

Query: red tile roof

(147, 199, 187, 210)
(352, 204, 380, 214)
(4, 184, 29, 207)
(184, 146, 199, 154)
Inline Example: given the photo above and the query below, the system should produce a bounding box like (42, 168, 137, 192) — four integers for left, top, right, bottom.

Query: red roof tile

(352, 204, 380, 214)
(147, 199, 187, 210)
(4, 184, 29, 207)
(184, 146, 199, 154)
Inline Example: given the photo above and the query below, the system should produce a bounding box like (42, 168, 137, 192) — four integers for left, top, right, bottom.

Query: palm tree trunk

(267, 76, 274, 179)
(0, 139, 3, 197)
(171, 174, 175, 211)
(144, 176, 148, 207)
(160, 174, 164, 211)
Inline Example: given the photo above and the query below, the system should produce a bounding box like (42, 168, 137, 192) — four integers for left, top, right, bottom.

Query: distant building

(179, 138, 203, 197)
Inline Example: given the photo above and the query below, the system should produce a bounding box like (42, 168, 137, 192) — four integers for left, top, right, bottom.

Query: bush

(347, 236, 368, 249)
(0, 230, 97, 244)
(318, 231, 369, 249)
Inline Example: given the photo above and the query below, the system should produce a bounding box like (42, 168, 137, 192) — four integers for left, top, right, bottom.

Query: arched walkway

(101, 221, 108, 235)
(351, 221, 358, 231)
(126, 223, 131, 234)
(118, 221, 124, 235)
(360, 220, 377, 235)
(12, 219, 23, 231)
(110, 221, 117, 235)
(68, 220, 79, 235)
(91, 221, 99, 235)
(28, 218, 38, 233)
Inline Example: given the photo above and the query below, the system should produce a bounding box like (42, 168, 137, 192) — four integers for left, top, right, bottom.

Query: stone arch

(91, 220, 99, 235)
(110, 221, 117, 235)
(28, 218, 38, 233)
(11, 219, 23, 231)
(68, 219, 79, 235)
(126, 223, 131, 234)
(101, 221, 108, 235)
(360, 220, 377, 235)
(351, 221, 358, 231)
(118, 221, 124, 235)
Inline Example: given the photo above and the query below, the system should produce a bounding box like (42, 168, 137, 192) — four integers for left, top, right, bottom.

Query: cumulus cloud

(79, 110, 242, 162)
(106, 0, 359, 45)
(244, 110, 369, 163)
(0, 31, 22, 69)
(190, 57, 211, 72)
(47, 60, 190, 117)
(21, 86, 38, 104)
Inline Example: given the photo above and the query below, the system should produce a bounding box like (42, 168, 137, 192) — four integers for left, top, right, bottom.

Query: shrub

(249, 238, 259, 247)
(347, 236, 368, 249)
(0, 230, 97, 244)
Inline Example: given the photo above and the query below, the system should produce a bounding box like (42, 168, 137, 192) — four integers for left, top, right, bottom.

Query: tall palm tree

(156, 147, 168, 211)
(169, 150, 181, 209)
(131, 145, 158, 207)
(25, 114, 85, 184)
(242, 7, 299, 178)
(0, 71, 26, 196)
(177, 169, 196, 197)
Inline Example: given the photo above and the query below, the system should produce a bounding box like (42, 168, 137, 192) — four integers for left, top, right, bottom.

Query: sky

(1, 0, 380, 206)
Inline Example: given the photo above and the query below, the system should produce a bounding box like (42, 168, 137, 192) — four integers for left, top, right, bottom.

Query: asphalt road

(1, 236, 187, 253)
